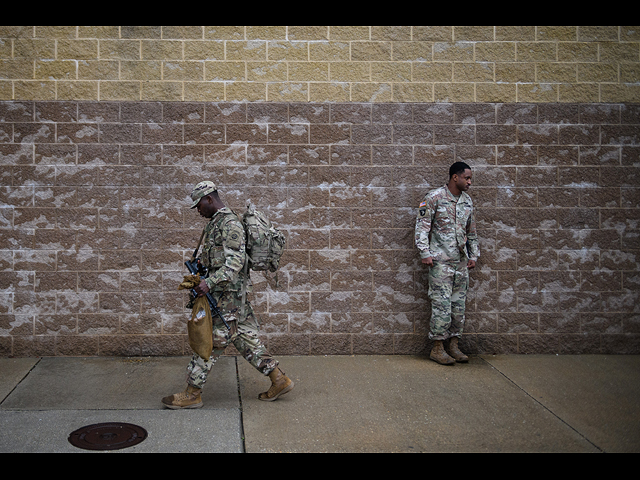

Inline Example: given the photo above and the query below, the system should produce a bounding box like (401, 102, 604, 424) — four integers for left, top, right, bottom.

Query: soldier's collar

(209, 207, 233, 221)
(444, 184, 467, 202)
(444, 185, 459, 201)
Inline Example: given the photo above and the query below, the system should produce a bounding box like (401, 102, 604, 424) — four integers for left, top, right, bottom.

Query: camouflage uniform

(186, 207, 278, 389)
(415, 185, 479, 341)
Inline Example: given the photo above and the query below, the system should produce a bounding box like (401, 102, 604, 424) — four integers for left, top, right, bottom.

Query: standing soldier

(415, 163, 479, 365)
(162, 181, 294, 409)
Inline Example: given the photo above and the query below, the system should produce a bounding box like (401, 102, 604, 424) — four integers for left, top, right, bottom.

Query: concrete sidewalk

(1, 354, 639, 453)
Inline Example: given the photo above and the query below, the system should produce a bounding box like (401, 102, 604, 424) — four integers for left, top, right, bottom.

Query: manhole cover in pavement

(68, 423, 147, 451)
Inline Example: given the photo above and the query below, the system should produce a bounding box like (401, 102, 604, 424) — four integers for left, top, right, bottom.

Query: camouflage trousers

(427, 260, 469, 341)
(186, 290, 278, 389)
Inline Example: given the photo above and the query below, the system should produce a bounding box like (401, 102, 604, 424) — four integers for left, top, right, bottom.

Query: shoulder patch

(418, 204, 428, 218)
(224, 222, 245, 250)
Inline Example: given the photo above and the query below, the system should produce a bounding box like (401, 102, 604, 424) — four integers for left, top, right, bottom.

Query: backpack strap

(239, 201, 252, 320)
(240, 251, 250, 320)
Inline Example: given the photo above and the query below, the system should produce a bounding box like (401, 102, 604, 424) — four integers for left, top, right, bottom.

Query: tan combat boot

(162, 385, 203, 409)
(258, 367, 294, 402)
(430, 340, 455, 365)
(447, 337, 469, 363)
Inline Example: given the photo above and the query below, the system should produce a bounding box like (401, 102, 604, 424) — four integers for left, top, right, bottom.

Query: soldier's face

(195, 195, 215, 219)
(455, 169, 472, 191)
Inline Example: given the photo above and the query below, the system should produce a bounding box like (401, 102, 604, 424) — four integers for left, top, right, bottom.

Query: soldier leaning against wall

(415, 162, 480, 365)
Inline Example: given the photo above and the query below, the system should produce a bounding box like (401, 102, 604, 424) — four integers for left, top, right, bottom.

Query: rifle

(185, 233, 230, 331)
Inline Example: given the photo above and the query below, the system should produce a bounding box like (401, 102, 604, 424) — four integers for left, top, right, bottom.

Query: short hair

(449, 162, 471, 179)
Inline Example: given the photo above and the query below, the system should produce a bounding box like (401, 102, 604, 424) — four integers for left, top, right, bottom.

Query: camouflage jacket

(201, 207, 251, 293)
(415, 185, 480, 262)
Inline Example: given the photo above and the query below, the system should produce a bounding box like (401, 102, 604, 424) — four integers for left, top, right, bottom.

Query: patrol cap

(190, 181, 217, 208)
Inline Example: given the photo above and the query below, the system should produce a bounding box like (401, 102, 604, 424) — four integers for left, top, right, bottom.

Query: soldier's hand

(194, 279, 210, 296)
(422, 257, 434, 267)
(467, 260, 476, 270)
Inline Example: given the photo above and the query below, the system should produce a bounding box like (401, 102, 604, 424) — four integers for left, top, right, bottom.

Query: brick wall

(1, 26, 639, 356)
(1, 26, 639, 103)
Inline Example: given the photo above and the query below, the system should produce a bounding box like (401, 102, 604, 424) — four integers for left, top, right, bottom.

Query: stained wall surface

(1, 26, 639, 357)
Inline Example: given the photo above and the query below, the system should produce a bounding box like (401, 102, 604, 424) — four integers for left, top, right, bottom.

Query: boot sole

(258, 381, 295, 402)
(448, 351, 469, 363)
(162, 401, 204, 410)
(430, 355, 455, 365)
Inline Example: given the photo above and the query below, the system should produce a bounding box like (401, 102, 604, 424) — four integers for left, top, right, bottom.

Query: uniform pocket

(210, 246, 225, 268)
(202, 244, 225, 269)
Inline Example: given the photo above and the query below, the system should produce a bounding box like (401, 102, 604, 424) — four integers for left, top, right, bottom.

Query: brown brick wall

(1, 100, 639, 356)
(1, 26, 639, 357)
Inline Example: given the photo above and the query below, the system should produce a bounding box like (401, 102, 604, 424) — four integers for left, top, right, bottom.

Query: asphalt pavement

(1, 354, 639, 453)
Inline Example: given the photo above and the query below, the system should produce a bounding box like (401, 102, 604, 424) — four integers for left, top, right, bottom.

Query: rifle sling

(191, 228, 206, 262)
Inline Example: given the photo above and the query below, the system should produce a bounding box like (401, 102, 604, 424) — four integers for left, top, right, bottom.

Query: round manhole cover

(68, 422, 147, 451)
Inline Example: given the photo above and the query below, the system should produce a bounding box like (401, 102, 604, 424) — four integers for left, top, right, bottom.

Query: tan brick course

(1, 26, 638, 103)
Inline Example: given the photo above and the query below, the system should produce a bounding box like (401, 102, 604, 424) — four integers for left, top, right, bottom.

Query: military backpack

(240, 201, 286, 274)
